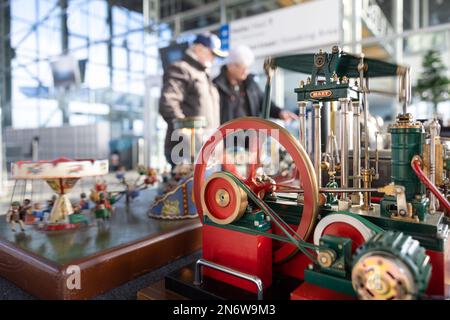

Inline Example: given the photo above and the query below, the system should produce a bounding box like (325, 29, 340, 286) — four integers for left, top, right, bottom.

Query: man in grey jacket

(159, 33, 226, 167)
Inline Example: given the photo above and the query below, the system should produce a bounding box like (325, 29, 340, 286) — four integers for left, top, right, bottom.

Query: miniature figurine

(79, 192, 90, 210)
(69, 201, 89, 225)
(113, 166, 158, 205)
(20, 199, 32, 215)
(144, 168, 158, 185)
(90, 183, 114, 221)
(19, 199, 33, 225)
(43, 195, 56, 215)
(32, 202, 45, 222)
(6, 201, 25, 232)
(94, 197, 110, 221)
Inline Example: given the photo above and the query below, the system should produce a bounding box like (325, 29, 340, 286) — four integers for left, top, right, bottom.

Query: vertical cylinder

(352, 101, 361, 189)
(314, 103, 322, 187)
(340, 98, 350, 199)
(358, 57, 370, 171)
(389, 120, 425, 200)
(298, 101, 307, 150)
(321, 101, 331, 153)
(429, 120, 438, 212)
(361, 168, 373, 211)
(363, 88, 370, 170)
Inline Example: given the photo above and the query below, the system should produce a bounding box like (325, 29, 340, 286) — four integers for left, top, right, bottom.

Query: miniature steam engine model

(179, 46, 450, 300)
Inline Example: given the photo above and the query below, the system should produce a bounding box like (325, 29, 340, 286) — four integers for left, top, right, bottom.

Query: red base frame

(202, 224, 272, 294)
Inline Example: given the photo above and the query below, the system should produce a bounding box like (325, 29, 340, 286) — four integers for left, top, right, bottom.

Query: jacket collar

(214, 65, 233, 95)
(183, 50, 207, 71)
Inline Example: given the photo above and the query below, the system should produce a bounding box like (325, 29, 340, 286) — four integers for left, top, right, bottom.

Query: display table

(0, 189, 202, 299)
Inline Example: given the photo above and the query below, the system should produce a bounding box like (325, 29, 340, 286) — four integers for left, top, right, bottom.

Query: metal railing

(194, 258, 264, 300)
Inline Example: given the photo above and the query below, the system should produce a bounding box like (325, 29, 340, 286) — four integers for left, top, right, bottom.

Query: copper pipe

(411, 156, 450, 214)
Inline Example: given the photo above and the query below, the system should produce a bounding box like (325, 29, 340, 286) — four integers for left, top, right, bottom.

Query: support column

(298, 101, 307, 150)
(394, 0, 404, 116)
(422, 0, 429, 28)
(0, 0, 12, 129)
(412, 0, 420, 30)
(59, 0, 70, 124)
(321, 101, 330, 153)
(339, 99, 350, 200)
(107, 0, 113, 85)
(313, 103, 322, 187)
(219, 0, 226, 25)
(143, 0, 161, 168)
(342, 0, 362, 53)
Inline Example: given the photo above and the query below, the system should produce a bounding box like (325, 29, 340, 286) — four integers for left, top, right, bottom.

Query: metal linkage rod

(313, 103, 322, 187)
(339, 98, 350, 199)
(298, 101, 307, 150)
(275, 187, 379, 194)
(352, 101, 361, 189)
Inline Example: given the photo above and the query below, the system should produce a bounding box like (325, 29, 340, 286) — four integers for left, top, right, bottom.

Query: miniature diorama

(148, 117, 206, 220)
(9, 157, 109, 231)
(159, 47, 450, 300)
(0, 157, 201, 299)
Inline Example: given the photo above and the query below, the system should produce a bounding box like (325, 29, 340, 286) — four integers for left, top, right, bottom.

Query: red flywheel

(193, 117, 319, 264)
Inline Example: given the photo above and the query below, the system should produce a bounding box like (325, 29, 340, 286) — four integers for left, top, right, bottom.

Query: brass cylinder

(361, 168, 373, 211)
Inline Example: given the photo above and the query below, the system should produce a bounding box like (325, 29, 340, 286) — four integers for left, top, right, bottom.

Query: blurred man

(159, 33, 226, 167)
(214, 45, 298, 124)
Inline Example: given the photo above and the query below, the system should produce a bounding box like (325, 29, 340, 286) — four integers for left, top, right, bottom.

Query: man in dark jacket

(159, 33, 226, 167)
(213, 45, 298, 124)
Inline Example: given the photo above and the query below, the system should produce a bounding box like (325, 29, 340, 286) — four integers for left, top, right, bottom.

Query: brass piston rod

(276, 187, 379, 194)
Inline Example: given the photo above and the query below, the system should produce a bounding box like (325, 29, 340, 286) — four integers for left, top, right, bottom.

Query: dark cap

(193, 33, 228, 58)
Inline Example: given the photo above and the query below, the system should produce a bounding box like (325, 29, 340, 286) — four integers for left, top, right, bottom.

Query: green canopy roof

(273, 52, 404, 78)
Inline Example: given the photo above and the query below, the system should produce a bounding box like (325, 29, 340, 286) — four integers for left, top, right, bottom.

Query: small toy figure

(72, 202, 82, 215)
(90, 183, 114, 221)
(144, 168, 158, 185)
(114, 166, 158, 205)
(79, 192, 90, 210)
(115, 166, 126, 180)
(43, 195, 57, 214)
(20, 199, 34, 225)
(94, 197, 111, 221)
(32, 202, 45, 222)
(6, 201, 25, 232)
(69, 201, 89, 225)
(20, 199, 32, 215)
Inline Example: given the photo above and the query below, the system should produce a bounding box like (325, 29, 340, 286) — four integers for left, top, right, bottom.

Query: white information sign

(229, 0, 341, 58)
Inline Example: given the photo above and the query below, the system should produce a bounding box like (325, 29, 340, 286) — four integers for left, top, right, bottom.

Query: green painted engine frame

(380, 125, 428, 221)
(291, 49, 360, 103)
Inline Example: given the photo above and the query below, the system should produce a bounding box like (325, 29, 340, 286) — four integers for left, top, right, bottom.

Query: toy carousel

(10, 157, 108, 231)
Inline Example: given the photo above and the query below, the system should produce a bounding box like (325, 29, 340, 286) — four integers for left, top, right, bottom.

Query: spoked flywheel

(193, 117, 319, 263)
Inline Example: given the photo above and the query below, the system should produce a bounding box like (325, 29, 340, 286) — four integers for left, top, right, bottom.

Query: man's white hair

(226, 45, 255, 67)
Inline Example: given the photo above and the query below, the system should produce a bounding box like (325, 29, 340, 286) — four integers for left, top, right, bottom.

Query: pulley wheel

(200, 172, 248, 225)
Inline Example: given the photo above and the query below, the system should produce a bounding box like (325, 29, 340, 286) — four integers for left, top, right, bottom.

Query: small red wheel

(313, 213, 376, 253)
(194, 117, 319, 264)
(200, 172, 248, 225)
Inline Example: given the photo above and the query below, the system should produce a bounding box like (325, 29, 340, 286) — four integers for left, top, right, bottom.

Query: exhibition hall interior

(0, 0, 449, 300)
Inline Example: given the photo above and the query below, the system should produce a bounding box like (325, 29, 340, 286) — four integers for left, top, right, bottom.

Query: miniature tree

(415, 50, 450, 118)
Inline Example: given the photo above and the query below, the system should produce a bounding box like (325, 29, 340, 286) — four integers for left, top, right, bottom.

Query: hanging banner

(229, 0, 341, 58)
